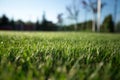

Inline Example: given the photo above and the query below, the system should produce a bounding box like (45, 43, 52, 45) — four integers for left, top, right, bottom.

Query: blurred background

(0, 0, 120, 32)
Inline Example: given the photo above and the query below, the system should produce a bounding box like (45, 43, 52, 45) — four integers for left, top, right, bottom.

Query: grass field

(0, 31, 120, 80)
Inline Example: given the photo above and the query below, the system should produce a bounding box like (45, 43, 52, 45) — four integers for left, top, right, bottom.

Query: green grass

(0, 31, 120, 80)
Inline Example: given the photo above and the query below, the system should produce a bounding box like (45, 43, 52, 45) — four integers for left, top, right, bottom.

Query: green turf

(0, 31, 120, 80)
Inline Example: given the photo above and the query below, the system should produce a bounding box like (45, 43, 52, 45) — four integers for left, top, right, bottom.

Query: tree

(103, 15, 114, 32)
(10, 18, 15, 30)
(116, 21, 120, 32)
(81, 0, 105, 32)
(114, 0, 118, 31)
(57, 13, 63, 30)
(97, 0, 101, 32)
(41, 12, 48, 30)
(82, 0, 97, 32)
(0, 14, 9, 26)
(36, 19, 40, 30)
(16, 20, 24, 30)
(66, 0, 80, 31)
(42, 11, 47, 24)
(81, 0, 90, 30)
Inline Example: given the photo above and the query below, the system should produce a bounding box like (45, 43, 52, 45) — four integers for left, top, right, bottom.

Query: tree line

(0, 14, 58, 31)
(0, 0, 120, 32)
(0, 13, 119, 32)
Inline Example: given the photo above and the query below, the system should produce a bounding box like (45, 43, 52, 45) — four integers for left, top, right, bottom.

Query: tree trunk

(74, 23, 77, 31)
(84, 10, 87, 30)
(92, 13, 97, 32)
(97, 0, 101, 32)
(74, 20, 78, 31)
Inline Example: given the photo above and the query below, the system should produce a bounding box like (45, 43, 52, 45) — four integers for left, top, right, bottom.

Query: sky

(0, 0, 120, 25)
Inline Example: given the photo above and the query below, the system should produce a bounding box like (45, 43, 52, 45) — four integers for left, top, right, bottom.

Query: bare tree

(81, 0, 90, 30)
(81, 0, 105, 32)
(66, 0, 80, 31)
(57, 13, 63, 30)
(81, 0, 97, 32)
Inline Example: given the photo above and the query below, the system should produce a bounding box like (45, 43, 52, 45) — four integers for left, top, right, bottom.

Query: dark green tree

(10, 19, 15, 30)
(103, 15, 114, 32)
(0, 14, 9, 26)
(36, 19, 40, 30)
(116, 21, 120, 32)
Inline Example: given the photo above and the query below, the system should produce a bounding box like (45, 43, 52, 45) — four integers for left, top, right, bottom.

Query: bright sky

(0, 0, 120, 24)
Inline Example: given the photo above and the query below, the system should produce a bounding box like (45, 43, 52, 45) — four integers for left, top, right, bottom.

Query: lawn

(0, 31, 120, 80)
